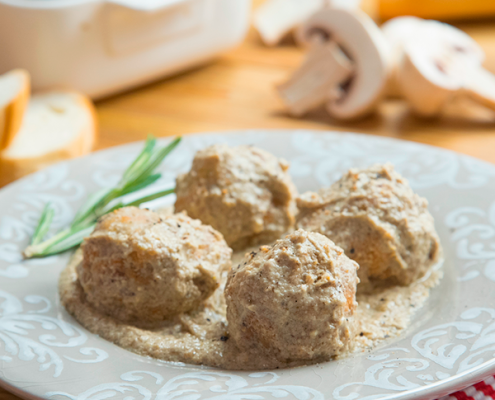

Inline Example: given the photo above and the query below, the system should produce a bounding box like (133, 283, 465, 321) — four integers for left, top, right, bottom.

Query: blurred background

(0, 1, 495, 398)
(1, 0, 495, 189)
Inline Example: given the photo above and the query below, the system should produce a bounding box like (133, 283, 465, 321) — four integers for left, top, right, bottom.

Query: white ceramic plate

(1, 130, 495, 400)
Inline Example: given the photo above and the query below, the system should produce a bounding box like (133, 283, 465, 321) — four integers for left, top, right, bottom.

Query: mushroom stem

(277, 41, 354, 116)
(295, 8, 391, 120)
(463, 66, 495, 112)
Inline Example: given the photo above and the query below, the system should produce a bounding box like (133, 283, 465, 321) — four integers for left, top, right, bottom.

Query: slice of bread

(0, 91, 97, 187)
(0, 69, 30, 150)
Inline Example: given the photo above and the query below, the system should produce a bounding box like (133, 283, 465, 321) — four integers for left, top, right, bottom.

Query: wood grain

(2, 5, 495, 399)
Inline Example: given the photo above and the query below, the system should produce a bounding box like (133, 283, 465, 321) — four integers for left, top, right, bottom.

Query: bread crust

(0, 69, 30, 150)
(0, 90, 97, 187)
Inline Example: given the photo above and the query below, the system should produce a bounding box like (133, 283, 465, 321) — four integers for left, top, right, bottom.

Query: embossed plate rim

(0, 129, 494, 400)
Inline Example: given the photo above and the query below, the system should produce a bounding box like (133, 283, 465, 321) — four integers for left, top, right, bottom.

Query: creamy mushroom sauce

(60, 243, 442, 370)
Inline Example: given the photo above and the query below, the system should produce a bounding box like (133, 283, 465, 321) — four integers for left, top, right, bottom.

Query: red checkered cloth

(438, 376, 495, 400)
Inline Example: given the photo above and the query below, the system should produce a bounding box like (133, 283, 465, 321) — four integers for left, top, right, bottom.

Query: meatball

(225, 229, 358, 363)
(77, 207, 232, 328)
(175, 144, 298, 249)
(297, 163, 441, 286)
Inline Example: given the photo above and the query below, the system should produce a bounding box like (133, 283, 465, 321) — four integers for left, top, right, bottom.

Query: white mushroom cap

(296, 8, 391, 119)
(381, 16, 423, 97)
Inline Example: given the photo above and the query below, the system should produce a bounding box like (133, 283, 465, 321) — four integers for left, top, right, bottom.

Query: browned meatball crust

(175, 144, 298, 249)
(297, 163, 441, 286)
(225, 229, 358, 363)
(77, 207, 232, 328)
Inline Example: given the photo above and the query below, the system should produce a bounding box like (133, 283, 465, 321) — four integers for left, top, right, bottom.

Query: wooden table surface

(2, 5, 495, 400)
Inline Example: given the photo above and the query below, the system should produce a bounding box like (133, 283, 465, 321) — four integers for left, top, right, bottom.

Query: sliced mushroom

(277, 40, 354, 116)
(397, 33, 495, 117)
(292, 8, 391, 120)
(253, 0, 328, 46)
(382, 16, 484, 98)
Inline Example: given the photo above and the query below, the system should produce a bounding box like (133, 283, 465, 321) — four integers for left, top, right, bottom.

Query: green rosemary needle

(23, 136, 181, 259)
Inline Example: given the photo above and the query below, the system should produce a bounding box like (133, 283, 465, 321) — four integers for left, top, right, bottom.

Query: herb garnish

(23, 135, 181, 259)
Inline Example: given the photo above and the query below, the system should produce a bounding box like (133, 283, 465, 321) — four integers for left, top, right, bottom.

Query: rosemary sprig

(30, 203, 55, 246)
(23, 136, 181, 259)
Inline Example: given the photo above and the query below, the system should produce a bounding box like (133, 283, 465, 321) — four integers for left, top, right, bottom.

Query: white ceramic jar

(0, 0, 251, 98)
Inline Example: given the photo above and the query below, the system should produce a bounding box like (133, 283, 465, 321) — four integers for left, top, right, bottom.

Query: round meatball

(77, 207, 232, 328)
(225, 229, 358, 363)
(175, 144, 298, 249)
(297, 163, 441, 286)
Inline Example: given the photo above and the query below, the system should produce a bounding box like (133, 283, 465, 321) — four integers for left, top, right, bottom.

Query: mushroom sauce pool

(59, 144, 443, 370)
